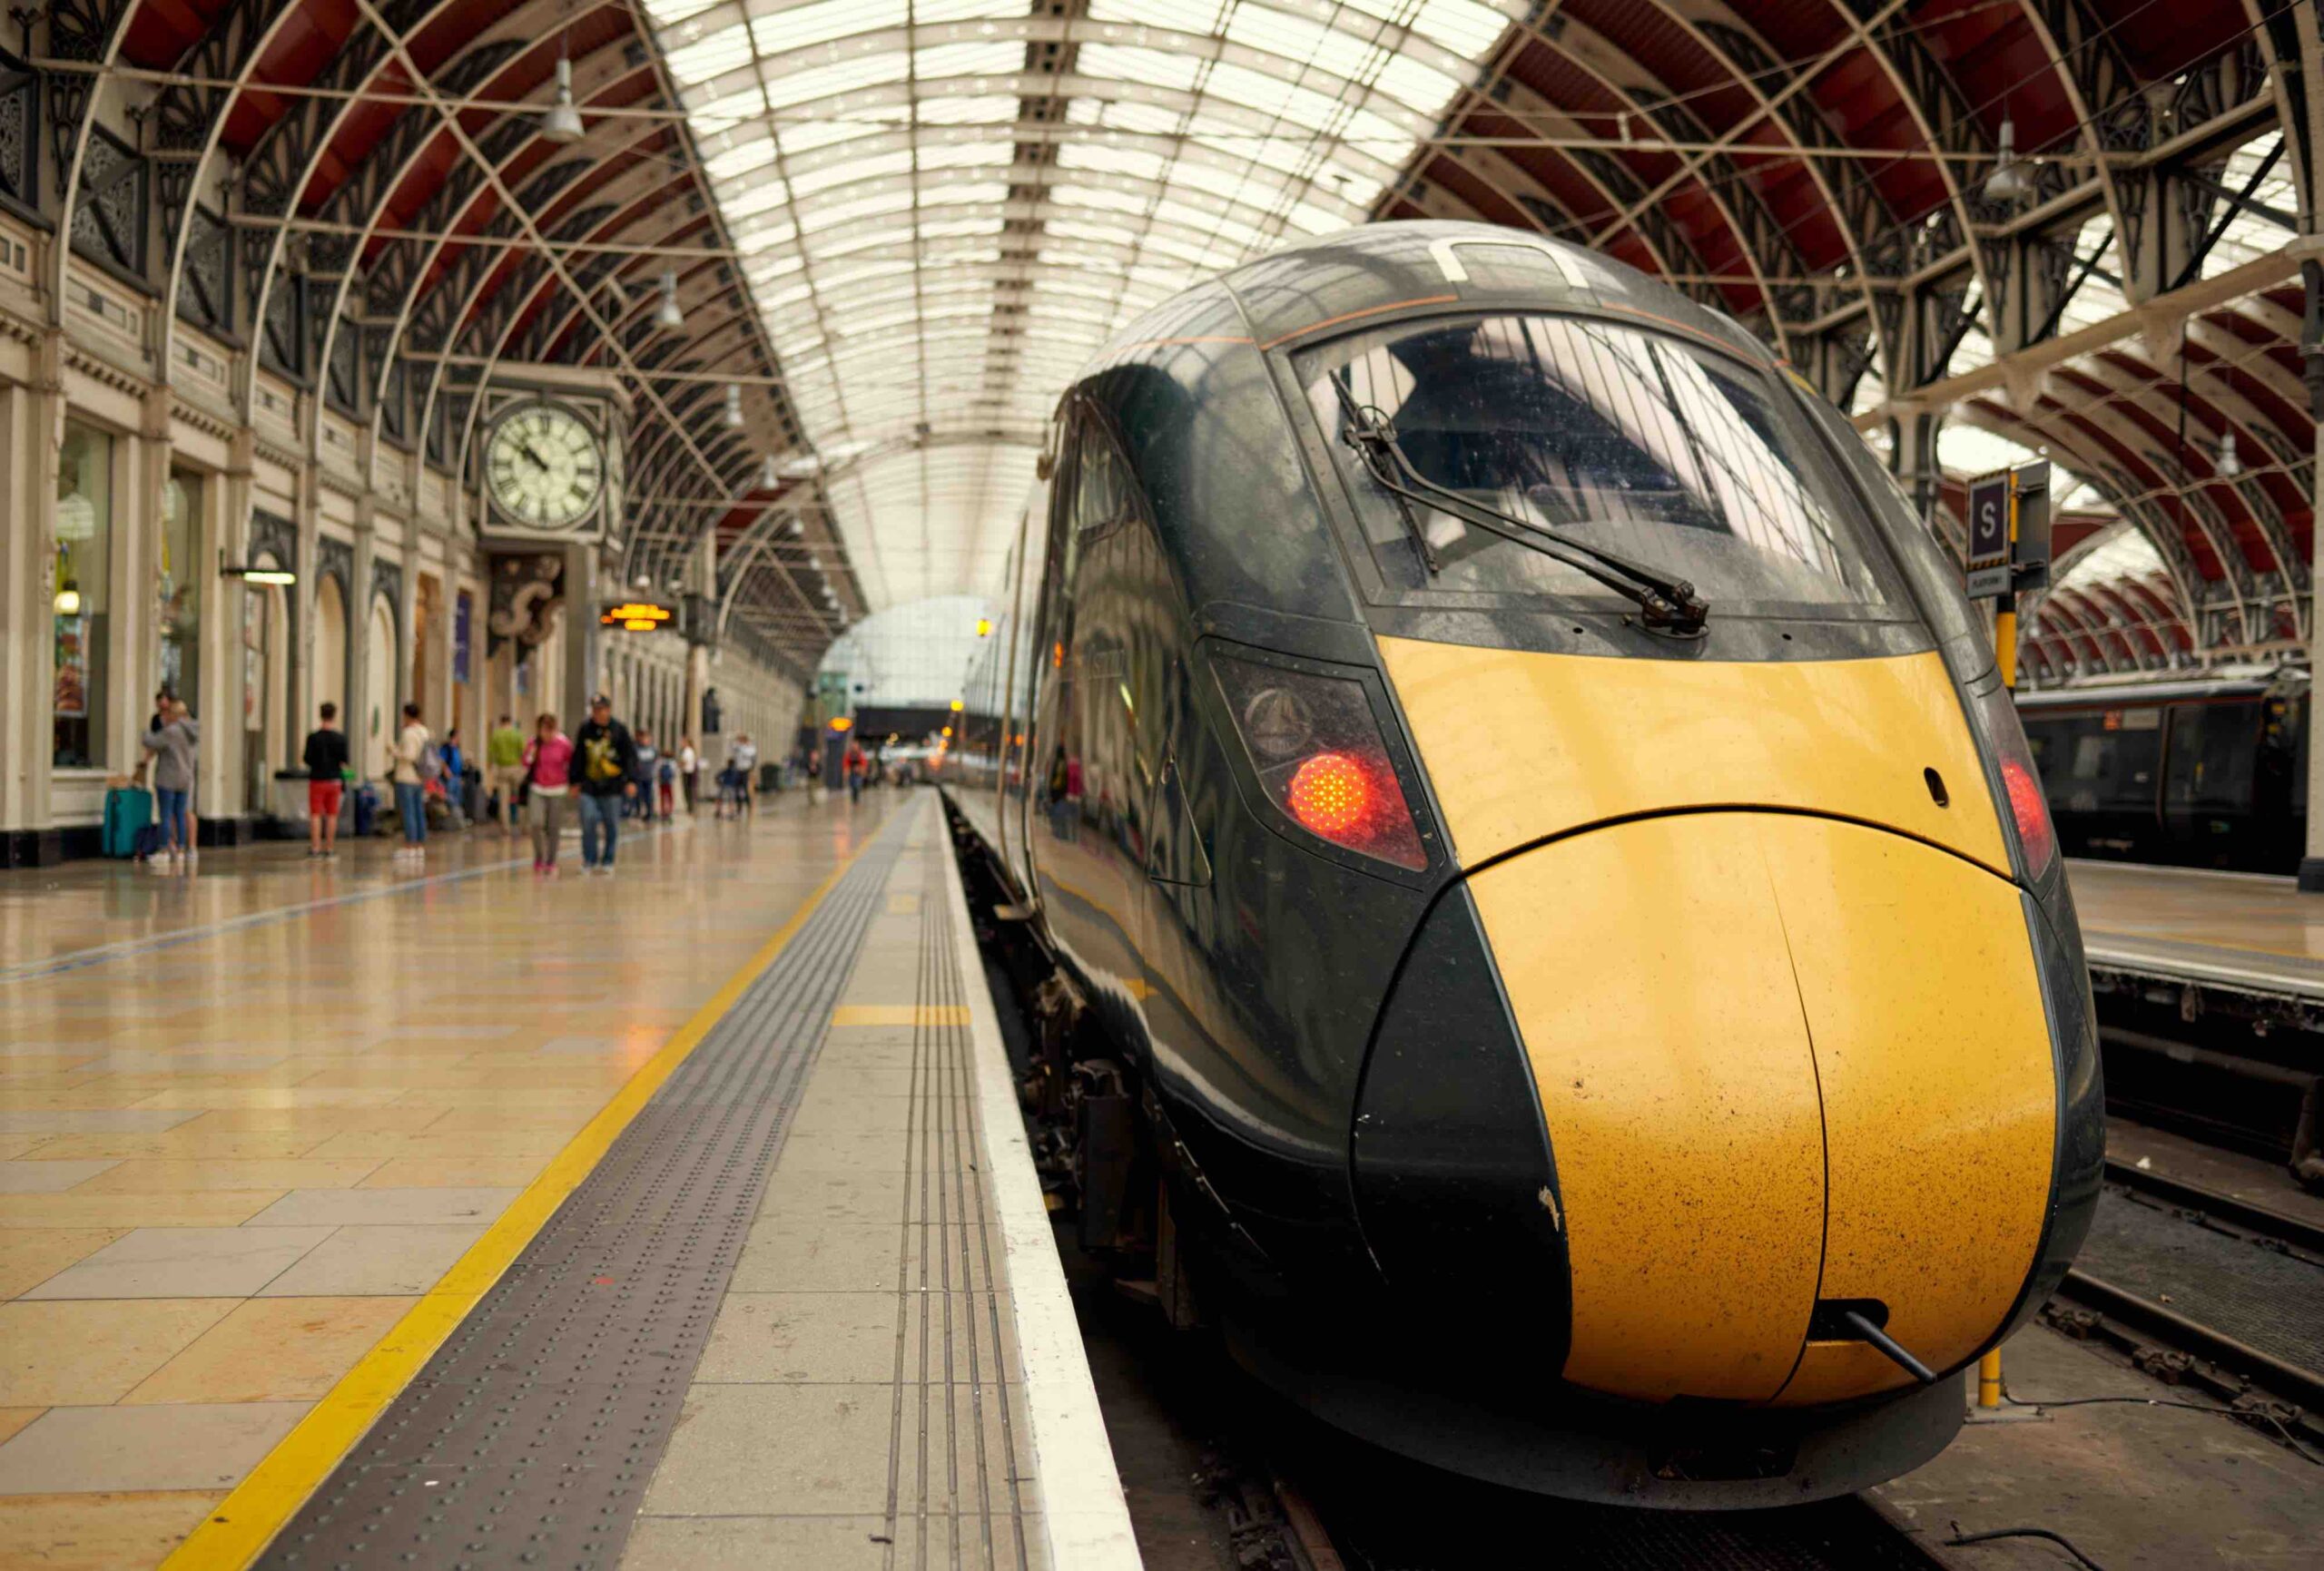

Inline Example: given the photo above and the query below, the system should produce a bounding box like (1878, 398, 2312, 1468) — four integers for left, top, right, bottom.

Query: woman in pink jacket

(523, 712, 575, 875)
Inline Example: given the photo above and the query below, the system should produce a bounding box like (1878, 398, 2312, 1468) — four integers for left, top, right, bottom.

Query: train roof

(1082, 221, 1777, 382)
(2015, 670, 2310, 709)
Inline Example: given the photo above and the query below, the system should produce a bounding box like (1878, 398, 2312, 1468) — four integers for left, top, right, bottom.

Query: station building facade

(0, 253, 801, 866)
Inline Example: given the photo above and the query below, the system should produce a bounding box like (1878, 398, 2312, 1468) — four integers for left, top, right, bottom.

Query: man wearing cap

(571, 692, 639, 875)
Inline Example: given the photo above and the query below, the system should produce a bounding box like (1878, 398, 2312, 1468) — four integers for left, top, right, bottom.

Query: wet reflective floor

(0, 795, 894, 1565)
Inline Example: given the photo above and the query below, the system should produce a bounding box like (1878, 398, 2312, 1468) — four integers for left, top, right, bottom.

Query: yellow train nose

(1466, 812, 2058, 1406)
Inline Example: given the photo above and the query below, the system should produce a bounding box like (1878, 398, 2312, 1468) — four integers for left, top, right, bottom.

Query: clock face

(487, 404, 604, 530)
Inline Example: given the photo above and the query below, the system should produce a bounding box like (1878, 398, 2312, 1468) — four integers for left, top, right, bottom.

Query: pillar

(0, 339, 64, 860)
(2297, 2, 2324, 891)
(2300, 265, 2324, 889)
(562, 540, 596, 717)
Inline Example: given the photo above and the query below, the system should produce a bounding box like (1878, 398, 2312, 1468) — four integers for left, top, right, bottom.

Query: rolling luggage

(103, 787, 152, 858)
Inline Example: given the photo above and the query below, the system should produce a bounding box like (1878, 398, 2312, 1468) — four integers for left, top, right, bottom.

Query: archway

(365, 595, 399, 781)
(315, 574, 348, 742)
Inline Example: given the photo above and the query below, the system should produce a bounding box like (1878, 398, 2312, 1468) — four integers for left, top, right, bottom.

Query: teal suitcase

(103, 787, 152, 858)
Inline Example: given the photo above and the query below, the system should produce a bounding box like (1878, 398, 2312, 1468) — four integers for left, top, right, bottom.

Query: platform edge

(940, 812, 1145, 1570)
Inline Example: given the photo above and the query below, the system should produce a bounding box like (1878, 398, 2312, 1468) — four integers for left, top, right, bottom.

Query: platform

(1875, 1321, 2324, 1570)
(0, 794, 1135, 1569)
(2068, 859, 2324, 1006)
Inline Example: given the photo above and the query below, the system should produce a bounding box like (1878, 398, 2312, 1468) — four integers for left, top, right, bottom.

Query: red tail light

(1212, 653, 1427, 870)
(2000, 755, 2055, 876)
(1975, 683, 2057, 879)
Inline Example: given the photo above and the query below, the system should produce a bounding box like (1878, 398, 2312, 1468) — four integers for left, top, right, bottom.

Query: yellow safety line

(161, 852, 863, 1570)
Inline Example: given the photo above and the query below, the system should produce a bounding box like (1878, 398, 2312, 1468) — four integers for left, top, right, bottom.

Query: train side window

(2164, 702, 2260, 811)
(1073, 420, 1134, 537)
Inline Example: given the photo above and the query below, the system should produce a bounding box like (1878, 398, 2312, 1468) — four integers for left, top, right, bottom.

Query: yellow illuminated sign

(601, 601, 675, 631)
(829, 716, 853, 732)
(974, 617, 993, 636)
(949, 699, 965, 712)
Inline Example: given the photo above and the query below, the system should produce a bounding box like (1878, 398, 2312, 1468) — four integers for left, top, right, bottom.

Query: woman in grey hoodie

(140, 699, 200, 865)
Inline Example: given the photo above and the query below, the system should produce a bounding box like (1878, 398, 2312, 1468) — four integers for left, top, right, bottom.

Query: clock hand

(521, 443, 552, 470)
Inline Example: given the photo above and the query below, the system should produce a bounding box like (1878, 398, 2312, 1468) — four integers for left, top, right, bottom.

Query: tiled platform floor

(614, 802, 1135, 1570)
(626, 839, 1016, 1566)
(0, 793, 898, 1566)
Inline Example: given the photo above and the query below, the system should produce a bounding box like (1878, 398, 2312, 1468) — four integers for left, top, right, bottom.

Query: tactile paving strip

(881, 839, 1032, 1570)
(257, 811, 912, 1570)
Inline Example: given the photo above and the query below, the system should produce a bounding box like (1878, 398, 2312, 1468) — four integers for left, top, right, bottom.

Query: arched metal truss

(20, 0, 2320, 681)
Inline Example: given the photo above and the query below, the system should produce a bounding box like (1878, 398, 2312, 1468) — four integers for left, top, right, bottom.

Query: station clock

(485, 401, 605, 534)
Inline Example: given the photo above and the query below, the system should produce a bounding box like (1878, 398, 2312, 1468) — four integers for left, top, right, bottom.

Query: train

(940, 221, 2102, 1507)
(2015, 671, 2309, 874)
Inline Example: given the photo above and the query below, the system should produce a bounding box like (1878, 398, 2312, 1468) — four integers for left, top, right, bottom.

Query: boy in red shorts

(303, 702, 350, 858)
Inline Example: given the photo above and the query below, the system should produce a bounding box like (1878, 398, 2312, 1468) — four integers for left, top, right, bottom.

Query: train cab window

(1297, 313, 1905, 619)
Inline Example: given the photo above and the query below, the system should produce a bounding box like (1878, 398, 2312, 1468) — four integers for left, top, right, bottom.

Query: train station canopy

(75, 0, 2316, 680)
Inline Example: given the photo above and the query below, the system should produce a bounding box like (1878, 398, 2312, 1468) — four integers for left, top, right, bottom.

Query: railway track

(2042, 1157, 2324, 1448)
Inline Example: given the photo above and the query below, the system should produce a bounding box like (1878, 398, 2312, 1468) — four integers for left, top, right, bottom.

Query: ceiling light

(542, 50, 585, 145)
(1984, 118, 2034, 205)
(2217, 431, 2241, 479)
(655, 270, 684, 329)
(761, 454, 781, 489)
(54, 585, 81, 616)
(724, 384, 743, 428)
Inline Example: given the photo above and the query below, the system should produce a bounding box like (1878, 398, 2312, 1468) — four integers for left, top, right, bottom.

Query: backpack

(416, 737, 445, 783)
(658, 758, 676, 784)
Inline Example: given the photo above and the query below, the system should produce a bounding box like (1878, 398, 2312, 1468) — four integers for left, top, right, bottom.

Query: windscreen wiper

(1330, 378, 1709, 637)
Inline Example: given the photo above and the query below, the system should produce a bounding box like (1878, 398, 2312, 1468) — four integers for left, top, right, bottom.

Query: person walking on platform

(657, 750, 678, 822)
(302, 702, 350, 859)
(732, 732, 760, 816)
(573, 693, 637, 875)
(524, 712, 574, 876)
(630, 730, 660, 822)
(139, 699, 200, 869)
(391, 702, 433, 862)
(843, 739, 868, 804)
(677, 736, 699, 816)
(486, 714, 527, 837)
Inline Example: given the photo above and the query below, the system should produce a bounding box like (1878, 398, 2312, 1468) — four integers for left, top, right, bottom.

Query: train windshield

(1298, 314, 1902, 617)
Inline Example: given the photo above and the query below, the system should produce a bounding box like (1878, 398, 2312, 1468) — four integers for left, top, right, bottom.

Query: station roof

(81, 0, 2309, 676)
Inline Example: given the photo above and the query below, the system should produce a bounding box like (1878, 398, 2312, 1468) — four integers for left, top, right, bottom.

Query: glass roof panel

(646, 0, 1519, 607)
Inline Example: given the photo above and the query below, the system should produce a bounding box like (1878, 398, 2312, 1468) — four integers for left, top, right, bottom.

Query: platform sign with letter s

(1964, 473, 2012, 599)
